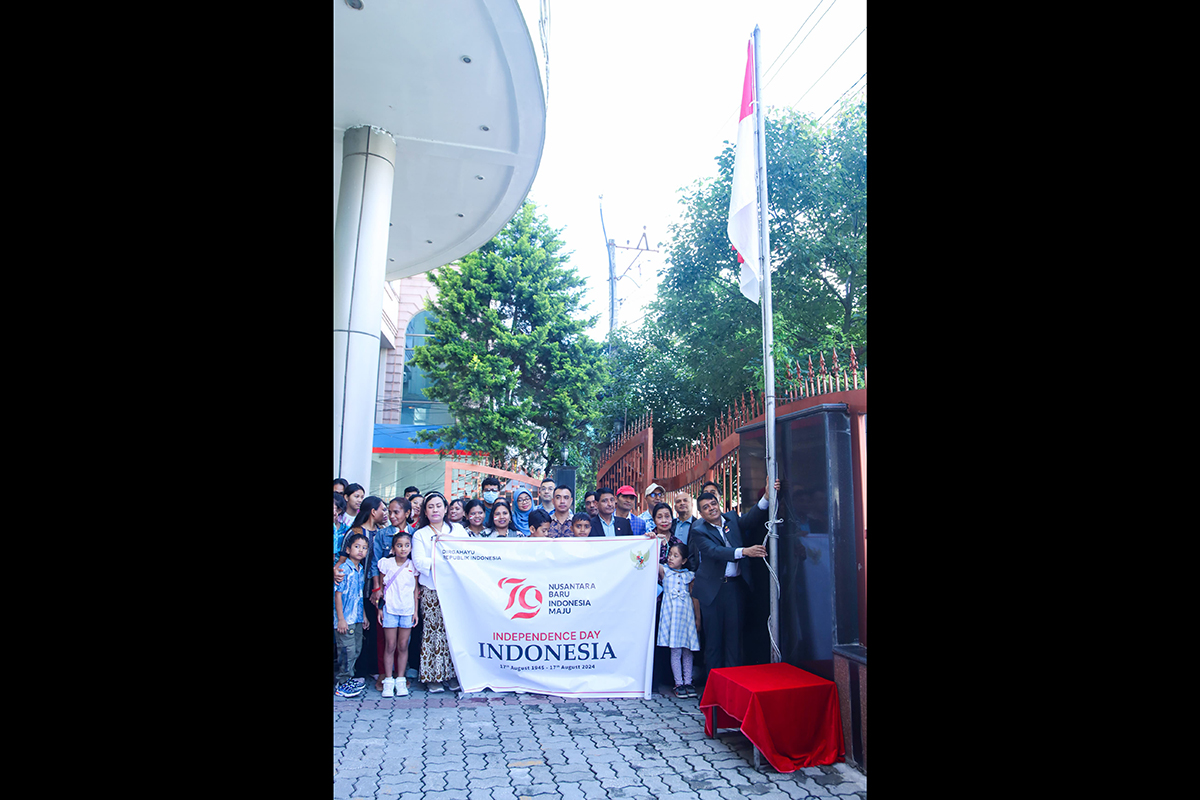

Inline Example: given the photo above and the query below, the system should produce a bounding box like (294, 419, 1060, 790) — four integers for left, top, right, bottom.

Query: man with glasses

(637, 483, 667, 528)
(537, 478, 557, 515)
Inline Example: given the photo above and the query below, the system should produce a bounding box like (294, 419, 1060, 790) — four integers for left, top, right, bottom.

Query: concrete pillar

(334, 125, 395, 487)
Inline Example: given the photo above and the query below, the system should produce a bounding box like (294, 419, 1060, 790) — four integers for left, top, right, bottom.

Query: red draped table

(700, 663, 845, 772)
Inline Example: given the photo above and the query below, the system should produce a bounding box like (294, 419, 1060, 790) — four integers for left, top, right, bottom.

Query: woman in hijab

(511, 489, 534, 536)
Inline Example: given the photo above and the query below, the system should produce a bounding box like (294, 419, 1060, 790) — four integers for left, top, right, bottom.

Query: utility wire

(716, 3, 863, 139)
(713, 0, 834, 135)
(791, 26, 866, 110)
(819, 83, 866, 129)
(816, 72, 866, 127)
(760, 0, 830, 87)
(762, 0, 841, 92)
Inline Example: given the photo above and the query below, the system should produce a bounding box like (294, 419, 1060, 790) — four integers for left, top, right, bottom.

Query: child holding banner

(657, 542, 701, 698)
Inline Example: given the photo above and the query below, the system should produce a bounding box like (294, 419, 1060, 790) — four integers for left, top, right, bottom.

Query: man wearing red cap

(615, 485, 648, 537)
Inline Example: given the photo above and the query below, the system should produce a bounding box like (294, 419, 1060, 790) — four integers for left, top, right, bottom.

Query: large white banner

(433, 536, 658, 698)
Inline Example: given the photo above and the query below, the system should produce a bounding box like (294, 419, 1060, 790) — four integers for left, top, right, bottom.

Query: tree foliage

(597, 103, 866, 448)
(410, 201, 607, 474)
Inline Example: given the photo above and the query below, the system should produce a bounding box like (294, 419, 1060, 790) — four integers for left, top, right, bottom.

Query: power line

(816, 72, 866, 126)
(713, 0, 833, 135)
(791, 26, 866, 111)
(817, 84, 866, 131)
(759, 0, 829, 86)
(761, 0, 841, 91)
(826, 83, 865, 124)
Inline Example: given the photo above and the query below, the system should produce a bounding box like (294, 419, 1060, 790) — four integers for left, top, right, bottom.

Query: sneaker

(447, 678, 461, 692)
(674, 685, 688, 698)
(335, 680, 363, 698)
(382, 677, 395, 698)
(428, 681, 445, 693)
(684, 684, 698, 698)
(395, 679, 409, 697)
(352, 677, 366, 688)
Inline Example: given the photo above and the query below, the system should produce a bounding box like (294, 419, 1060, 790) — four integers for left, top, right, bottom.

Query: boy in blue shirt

(334, 533, 371, 697)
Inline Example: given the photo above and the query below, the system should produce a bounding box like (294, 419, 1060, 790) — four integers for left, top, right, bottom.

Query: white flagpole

(752, 25, 780, 664)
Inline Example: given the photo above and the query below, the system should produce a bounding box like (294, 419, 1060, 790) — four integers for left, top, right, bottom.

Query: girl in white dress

(656, 542, 701, 698)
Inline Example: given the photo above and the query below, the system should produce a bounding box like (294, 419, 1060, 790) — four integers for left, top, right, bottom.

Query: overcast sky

(521, 0, 867, 338)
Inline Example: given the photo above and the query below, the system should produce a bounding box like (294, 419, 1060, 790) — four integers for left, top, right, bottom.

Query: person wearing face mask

(480, 476, 501, 526)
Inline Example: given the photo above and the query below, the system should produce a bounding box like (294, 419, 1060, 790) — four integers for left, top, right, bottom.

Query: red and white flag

(728, 39, 760, 305)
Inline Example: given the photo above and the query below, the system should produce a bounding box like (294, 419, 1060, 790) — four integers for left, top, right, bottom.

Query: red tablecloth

(700, 663, 844, 772)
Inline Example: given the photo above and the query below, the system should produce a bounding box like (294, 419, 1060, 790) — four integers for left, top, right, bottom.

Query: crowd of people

(332, 475, 780, 701)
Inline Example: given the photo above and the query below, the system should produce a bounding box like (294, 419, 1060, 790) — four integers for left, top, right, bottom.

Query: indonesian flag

(728, 39, 760, 305)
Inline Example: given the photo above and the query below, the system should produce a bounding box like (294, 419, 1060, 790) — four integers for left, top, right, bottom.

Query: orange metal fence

(442, 461, 542, 504)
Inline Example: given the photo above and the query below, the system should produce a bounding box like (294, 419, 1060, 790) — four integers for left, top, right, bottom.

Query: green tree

(410, 201, 607, 474)
(599, 103, 866, 443)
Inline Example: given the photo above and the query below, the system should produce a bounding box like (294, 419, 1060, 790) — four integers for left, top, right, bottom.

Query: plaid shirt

(620, 513, 647, 537)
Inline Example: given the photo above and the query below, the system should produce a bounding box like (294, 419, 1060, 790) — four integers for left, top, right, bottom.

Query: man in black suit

(588, 486, 637, 537)
(689, 481, 778, 672)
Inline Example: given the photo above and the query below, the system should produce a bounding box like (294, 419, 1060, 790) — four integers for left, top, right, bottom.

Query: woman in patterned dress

(411, 491, 467, 692)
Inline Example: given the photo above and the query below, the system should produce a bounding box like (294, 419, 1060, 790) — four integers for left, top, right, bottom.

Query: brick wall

(378, 274, 439, 424)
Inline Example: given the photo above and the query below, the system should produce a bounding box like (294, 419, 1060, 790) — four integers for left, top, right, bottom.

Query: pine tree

(410, 201, 606, 473)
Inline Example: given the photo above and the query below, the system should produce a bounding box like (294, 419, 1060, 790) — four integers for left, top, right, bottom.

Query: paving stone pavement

(333, 682, 866, 800)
